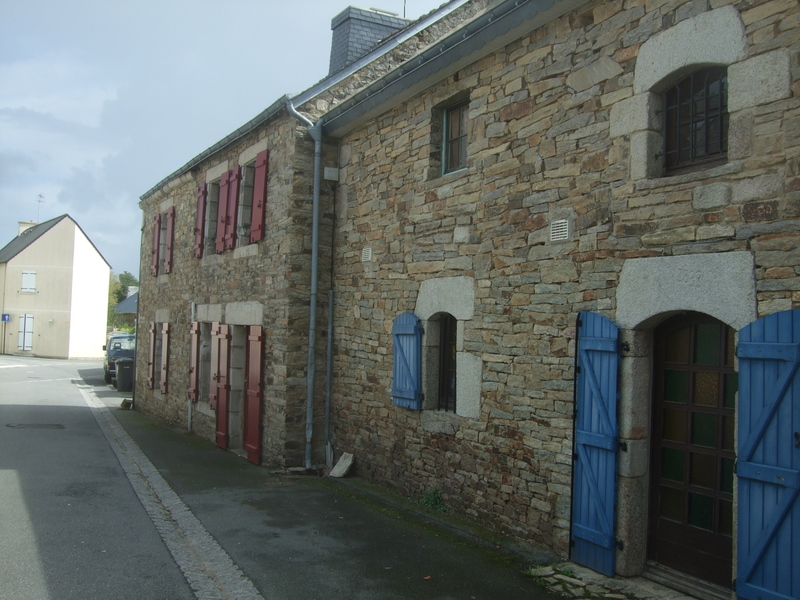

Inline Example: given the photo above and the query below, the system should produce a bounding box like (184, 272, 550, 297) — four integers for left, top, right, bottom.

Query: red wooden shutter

(215, 324, 231, 449)
(243, 325, 264, 464)
(188, 322, 200, 402)
(216, 174, 229, 253)
(209, 322, 220, 409)
(225, 166, 241, 250)
(150, 214, 161, 276)
(160, 322, 170, 393)
(194, 184, 207, 258)
(164, 206, 175, 274)
(250, 150, 269, 244)
(147, 322, 156, 388)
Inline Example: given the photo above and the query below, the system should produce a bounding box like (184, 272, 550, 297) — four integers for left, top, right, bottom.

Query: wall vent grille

(550, 219, 570, 242)
(361, 247, 373, 262)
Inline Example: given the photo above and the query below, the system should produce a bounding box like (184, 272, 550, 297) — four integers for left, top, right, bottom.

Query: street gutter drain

(6, 423, 65, 429)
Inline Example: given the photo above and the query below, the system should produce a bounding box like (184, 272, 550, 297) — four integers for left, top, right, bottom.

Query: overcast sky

(0, 0, 448, 279)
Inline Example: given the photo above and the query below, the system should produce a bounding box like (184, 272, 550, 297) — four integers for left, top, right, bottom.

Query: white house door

(18, 314, 34, 351)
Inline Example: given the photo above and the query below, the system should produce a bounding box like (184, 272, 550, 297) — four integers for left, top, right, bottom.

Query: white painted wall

(68, 227, 110, 359)
(1, 217, 109, 358)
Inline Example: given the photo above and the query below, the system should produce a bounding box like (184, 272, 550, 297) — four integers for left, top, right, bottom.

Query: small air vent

(361, 247, 373, 262)
(550, 219, 570, 242)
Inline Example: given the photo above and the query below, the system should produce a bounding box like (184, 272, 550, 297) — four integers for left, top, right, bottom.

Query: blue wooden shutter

(736, 309, 799, 600)
(392, 312, 422, 410)
(571, 311, 620, 576)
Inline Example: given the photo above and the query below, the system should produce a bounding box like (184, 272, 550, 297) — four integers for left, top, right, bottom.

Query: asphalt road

(0, 356, 195, 600)
(1, 355, 559, 600)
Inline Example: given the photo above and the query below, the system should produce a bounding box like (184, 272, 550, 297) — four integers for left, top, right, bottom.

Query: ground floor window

(437, 313, 457, 412)
(147, 322, 169, 392)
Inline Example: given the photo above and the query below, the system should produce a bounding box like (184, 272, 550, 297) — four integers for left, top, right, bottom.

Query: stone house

(136, 1, 799, 599)
(0, 215, 109, 358)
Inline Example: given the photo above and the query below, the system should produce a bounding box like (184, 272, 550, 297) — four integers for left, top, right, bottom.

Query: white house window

(21, 271, 36, 293)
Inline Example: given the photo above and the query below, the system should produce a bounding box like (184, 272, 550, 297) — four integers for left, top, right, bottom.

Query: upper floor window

(195, 150, 269, 259)
(151, 207, 175, 276)
(444, 101, 469, 174)
(663, 67, 728, 173)
(21, 270, 36, 293)
(237, 161, 256, 247)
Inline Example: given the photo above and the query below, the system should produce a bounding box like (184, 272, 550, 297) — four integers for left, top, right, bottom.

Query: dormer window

(663, 67, 728, 173)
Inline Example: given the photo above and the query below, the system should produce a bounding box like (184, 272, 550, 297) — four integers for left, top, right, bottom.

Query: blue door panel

(736, 309, 800, 600)
(571, 311, 619, 577)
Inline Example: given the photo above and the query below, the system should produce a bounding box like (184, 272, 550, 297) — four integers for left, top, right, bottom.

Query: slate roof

(0, 213, 111, 268)
(115, 291, 138, 314)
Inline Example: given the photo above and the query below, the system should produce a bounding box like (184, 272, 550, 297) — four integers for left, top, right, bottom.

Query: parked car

(103, 333, 135, 384)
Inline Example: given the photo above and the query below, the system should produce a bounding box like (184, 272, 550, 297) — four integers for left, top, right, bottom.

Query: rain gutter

(140, 1, 469, 204)
(140, 96, 289, 202)
(290, 0, 470, 108)
(321, 0, 591, 137)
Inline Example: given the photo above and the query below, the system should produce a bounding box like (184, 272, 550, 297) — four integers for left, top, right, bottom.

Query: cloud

(0, 56, 119, 127)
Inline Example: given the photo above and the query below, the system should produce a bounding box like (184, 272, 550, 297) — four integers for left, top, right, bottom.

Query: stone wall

(330, 0, 799, 557)
(135, 112, 335, 468)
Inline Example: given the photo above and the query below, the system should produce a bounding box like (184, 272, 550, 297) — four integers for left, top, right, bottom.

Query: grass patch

(417, 488, 451, 513)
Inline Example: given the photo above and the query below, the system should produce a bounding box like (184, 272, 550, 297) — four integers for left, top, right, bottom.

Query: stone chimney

(329, 6, 410, 75)
(18, 221, 37, 235)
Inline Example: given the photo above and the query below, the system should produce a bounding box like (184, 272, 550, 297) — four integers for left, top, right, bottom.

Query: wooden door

(649, 313, 736, 588)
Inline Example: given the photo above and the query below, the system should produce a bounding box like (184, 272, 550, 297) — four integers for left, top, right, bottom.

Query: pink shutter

(209, 322, 219, 409)
(244, 325, 264, 464)
(150, 214, 161, 276)
(225, 166, 241, 250)
(160, 322, 170, 393)
(194, 184, 207, 258)
(216, 174, 229, 253)
(188, 322, 200, 402)
(250, 150, 269, 243)
(215, 324, 231, 449)
(164, 206, 175, 274)
(147, 322, 156, 389)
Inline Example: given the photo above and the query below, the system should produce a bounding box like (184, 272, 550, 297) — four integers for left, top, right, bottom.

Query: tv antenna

(36, 194, 44, 222)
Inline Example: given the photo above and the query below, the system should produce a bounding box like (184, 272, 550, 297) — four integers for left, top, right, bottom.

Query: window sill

(421, 410, 459, 435)
(201, 244, 257, 266)
(426, 166, 469, 187)
(233, 243, 258, 259)
(636, 161, 743, 191)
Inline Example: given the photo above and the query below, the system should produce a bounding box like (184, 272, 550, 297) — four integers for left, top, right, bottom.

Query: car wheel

(104, 370, 112, 384)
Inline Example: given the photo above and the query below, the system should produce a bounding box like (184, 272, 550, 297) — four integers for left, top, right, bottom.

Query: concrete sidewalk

(81, 365, 694, 600)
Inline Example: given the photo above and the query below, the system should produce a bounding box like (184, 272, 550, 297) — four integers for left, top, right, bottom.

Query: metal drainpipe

(324, 183, 338, 469)
(286, 100, 322, 470)
(188, 301, 195, 433)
